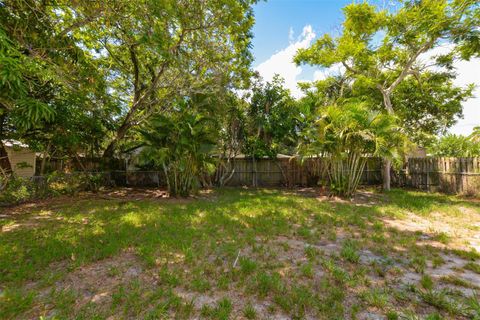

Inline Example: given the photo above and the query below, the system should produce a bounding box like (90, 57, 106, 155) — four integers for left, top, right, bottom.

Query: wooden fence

(394, 157, 480, 195)
(223, 157, 383, 187)
(34, 157, 480, 195)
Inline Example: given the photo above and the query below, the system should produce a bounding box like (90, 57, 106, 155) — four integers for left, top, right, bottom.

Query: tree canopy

(294, 0, 479, 189)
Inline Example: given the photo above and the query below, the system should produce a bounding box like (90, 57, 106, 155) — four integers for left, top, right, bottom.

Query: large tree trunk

(381, 90, 394, 191)
(102, 120, 132, 159)
(0, 140, 12, 175)
(382, 158, 391, 191)
(0, 115, 12, 174)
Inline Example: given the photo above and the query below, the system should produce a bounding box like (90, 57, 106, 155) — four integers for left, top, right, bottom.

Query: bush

(0, 172, 106, 206)
(45, 172, 84, 196)
(0, 176, 35, 205)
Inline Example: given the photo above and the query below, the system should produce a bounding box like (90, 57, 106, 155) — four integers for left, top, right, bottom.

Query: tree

(469, 126, 480, 143)
(391, 71, 473, 145)
(244, 76, 300, 158)
(0, 0, 257, 174)
(139, 108, 217, 197)
(65, 0, 257, 158)
(215, 94, 248, 186)
(0, 1, 110, 175)
(298, 100, 406, 197)
(295, 0, 479, 190)
(428, 134, 480, 157)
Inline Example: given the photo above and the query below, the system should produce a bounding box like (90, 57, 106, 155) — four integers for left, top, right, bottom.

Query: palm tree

(139, 112, 217, 197)
(299, 100, 406, 197)
(469, 126, 480, 143)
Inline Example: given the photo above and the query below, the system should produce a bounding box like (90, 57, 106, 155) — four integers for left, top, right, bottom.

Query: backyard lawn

(1, 188, 480, 320)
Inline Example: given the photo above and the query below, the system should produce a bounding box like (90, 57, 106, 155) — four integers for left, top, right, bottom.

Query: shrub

(139, 111, 217, 197)
(298, 101, 406, 197)
(0, 172, 106, 205)
(0, 176, 34, 204)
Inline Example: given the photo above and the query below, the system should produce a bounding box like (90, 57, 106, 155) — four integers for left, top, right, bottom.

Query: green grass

(1, 188, 479, 319)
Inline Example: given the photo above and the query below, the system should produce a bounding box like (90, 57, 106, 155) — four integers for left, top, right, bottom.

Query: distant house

(2, 140, 36, 178)
(408, 147, 427, 158)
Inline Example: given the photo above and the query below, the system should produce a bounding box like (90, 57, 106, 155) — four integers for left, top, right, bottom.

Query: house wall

(6, 147, 36, 178)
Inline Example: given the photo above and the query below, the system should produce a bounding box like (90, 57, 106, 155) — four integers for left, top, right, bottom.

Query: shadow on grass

(1, 188, 479, 319)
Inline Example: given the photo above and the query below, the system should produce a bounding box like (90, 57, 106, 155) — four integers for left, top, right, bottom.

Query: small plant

(360, 288, 389, 309)
(239, 257, 257, 275)
(47, 288, 77, 317)
(322, 259, 350, 284)
(201, 298, 232, 320)
(439, 275, 477, 289)
(452, 248, 480, 261)
(466, 292, 480, 318)
(431, 255, 445, 268)
(274, 285, 316, 318)
(418, 288, 462, 315)
(420, 274, 434, 290)
(464, 262, 480, 274)
(340, 240, 360, 263)
(191, 277, 211, 293)
(410, 255, 427, 273)
(0, 288, 35, 319)
(107, 266, 120, 277)
(158, 267, 180, 287)
(304, 245, 319, 261)
(0, 176, 34, 205)
(243, 303, 257, 319)
(297, 226, 313, 239)
(433, 232, 450, 244)
(386, 310, 399, 320)
(250, 272, 284, 298)
(300, 263, 314, 278)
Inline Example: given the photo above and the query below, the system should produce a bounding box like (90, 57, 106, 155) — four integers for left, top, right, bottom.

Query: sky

(251, 0, 480, 136)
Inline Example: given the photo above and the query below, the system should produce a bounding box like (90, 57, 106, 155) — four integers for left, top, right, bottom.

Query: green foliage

(0, 0, 257, 161)
(298, 101, 406, 197)
(0, 172, 105, 205)
(295, 0, 479, 153)
(139, 109, 217, 197)
(392, 73, 474, 145)
(244, 76, 300, 158)
(0, 176, 34, 205)
(428, 134, 480, 157)
(0, 288, 35, 319)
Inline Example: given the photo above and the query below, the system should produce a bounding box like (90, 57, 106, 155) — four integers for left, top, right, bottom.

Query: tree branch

(387, 39, 435, 93)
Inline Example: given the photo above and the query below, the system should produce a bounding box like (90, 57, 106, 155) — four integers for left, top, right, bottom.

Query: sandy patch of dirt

(49, 250, 146, 309)
(382, 211, 480, 252)
(174, 287, 293, 320)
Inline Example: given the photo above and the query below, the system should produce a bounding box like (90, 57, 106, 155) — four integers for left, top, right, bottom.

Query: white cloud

(288, 27, 294, 43)
(255, 25, 316, 99)
(313, 63, 345, 81)
(448, 58, 480, 136)
(256, 28, 479, 135)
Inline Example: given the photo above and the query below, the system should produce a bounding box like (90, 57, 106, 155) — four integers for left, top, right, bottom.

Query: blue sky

(250, 0, 479, 135)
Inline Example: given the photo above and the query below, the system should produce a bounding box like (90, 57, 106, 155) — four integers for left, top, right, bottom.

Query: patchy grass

(1, 188, 479, 319)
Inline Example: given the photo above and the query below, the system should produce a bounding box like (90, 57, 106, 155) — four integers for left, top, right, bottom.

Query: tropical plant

(428, 134, 480, 157)
(469, 126, 480, 143)
(298, 101, 407, 197)
(294, 0, 479, 190)
(244, 76, 299, 158)
(139, 111, 217, 197)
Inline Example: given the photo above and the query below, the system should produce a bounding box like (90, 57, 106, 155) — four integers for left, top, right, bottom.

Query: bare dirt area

(1, 188, 479, 319)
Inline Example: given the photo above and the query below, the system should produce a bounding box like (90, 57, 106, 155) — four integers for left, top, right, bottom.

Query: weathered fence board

(222, 157, 383, 187)
(394, 157, 480, 195)
(34, 157, 480, 195)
